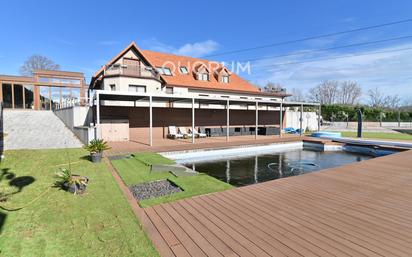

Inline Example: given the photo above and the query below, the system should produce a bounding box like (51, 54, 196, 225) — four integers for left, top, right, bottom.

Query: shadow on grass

(0, 211, 6, 234)
(1, 169, 35, 202)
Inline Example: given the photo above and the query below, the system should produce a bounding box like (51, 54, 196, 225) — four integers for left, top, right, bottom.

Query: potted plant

(84, 139, 111, 163)
(55, 168, 89, 195)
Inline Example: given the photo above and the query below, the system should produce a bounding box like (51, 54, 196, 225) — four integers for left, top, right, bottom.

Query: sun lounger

(179, 127, 193, 138)
(168, 126, 184, 139)
(190, 128, 207, 138)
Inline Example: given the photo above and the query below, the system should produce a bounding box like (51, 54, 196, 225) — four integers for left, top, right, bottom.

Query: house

(88, 42, 319, 145)
(0, 70, 86, 110)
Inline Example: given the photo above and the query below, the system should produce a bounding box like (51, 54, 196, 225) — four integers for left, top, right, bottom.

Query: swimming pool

(179, 148, 372, 187)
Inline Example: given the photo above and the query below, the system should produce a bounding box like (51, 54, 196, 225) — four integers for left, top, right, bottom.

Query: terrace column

(192, 97, 195, 144)
(226, 99, 230, 141)
(300, 104, 303, 137)
(279, 101, 283, 138)
(318, 104, 321, 132)
(255, 101, 258, 139)
(96, 92, 100, 127)
(149, 96, 153, 146)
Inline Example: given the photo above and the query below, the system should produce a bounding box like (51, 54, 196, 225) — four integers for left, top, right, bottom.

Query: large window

(24, 85, 34, 109)
(39, 86, 51, 110)
(129, 85, 146, 93)
(13, 84, 24, 109)
(71, 88, 81, 103)
(51, 87, 61, 110)
(2, 84, 12, 108)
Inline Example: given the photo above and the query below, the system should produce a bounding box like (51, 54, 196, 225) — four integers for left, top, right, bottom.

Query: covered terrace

(94, 91, 320, 148)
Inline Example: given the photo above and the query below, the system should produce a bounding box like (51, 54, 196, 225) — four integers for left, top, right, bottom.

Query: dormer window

(215, 66, 231, 84)
(180, 66, 188, 74)
(222, 75, 229, 83)
(198, 73, 209, 81)
(194, 64, 210, 81)
(156, 67, 173, 76)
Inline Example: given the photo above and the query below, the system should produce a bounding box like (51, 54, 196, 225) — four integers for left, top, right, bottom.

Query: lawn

(0, 149, 159, 257)
(111, 153, 233, 208)
(340, 131, 412, 141)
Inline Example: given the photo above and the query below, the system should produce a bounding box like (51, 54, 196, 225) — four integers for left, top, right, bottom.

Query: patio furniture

(168, 126, 184, 139)
(190, 128, 207, 138)
(179, 127, 193, 138)
(284, 127, 297, 134)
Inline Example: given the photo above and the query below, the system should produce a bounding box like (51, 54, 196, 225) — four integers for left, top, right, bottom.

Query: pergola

(94, 91, 321, 146)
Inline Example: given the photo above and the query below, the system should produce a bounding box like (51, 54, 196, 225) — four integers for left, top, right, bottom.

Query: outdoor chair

(168, 126, 184, 139)
(179, 127, 193, 138)
(190, 128, 207, 138)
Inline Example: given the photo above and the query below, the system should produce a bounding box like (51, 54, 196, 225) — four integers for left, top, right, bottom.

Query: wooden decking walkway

(144, 149, 412, 257)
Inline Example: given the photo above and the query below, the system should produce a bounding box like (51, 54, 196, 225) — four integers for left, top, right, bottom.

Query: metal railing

(104, 65, 160, 80)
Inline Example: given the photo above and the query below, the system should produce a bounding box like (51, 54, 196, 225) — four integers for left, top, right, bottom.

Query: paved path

(144, 149, 412, 257)
(3, 110, 83, 150)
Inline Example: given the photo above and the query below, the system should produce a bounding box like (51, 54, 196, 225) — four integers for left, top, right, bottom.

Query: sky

(1, 0, 412, 102)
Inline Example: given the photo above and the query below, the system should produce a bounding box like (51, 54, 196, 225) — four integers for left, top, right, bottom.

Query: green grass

(0, 149, 159, 257)
(340, 131, 412, 141)
(111, 153, 233, 208)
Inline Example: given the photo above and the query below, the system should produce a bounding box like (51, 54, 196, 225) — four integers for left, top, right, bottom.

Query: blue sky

(1, 0, 412, 101)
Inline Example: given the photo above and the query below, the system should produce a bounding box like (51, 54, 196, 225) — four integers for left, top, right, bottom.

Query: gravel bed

(129, 180, 182, 201)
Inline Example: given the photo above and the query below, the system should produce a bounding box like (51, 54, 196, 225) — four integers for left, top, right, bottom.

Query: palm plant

(55, 168, 89, 195)
(84, 139, 110, 163)
(84, 139, 110, 154)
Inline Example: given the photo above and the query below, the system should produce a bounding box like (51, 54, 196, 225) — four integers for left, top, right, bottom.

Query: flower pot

(91, 152, 103, 163)
(63, 175, 89, 195)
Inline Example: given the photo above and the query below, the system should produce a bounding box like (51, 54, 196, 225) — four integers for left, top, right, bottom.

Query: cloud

(144, 38, 219, 57)
(249, 42, 412, 100)
(174, 40, 220, 57)
(98, 41, 120, 46)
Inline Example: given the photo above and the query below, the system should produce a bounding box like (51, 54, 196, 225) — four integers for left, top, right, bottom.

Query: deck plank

(144, 150, 412, 257)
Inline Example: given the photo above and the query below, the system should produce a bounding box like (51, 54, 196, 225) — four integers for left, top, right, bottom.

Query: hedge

(320, 104, 412, 122)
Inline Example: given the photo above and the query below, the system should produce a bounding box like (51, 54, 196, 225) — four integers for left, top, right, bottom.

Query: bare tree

(308, 80, 339, 104)
(384, 94, 401, 109)
(339, 81, 362, 105)
(287, 88, 306, 102)
(367, 87, 386, 108)
(263, 82, 285, 93)
(20, 55, 60, 76)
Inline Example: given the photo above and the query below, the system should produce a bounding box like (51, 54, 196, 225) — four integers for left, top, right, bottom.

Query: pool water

(182, 149, 372, 187)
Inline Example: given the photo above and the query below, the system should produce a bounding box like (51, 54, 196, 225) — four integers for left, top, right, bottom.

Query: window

(197, 73, 209, 81)
(110, 84, 116, 91)
(156, 67, 173, 76)
(163, 67, 172, 76)
(156, 67, 164, 74)
(222, 75, 229, 83)
(129, 85, 146, 93)
(166, 87, 173, 94)
(180, 66, 188, 74)
(2, 84, 12, 108)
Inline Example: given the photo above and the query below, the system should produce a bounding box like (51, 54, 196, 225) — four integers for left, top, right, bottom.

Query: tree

(308, 80, 339, 104)
(367, 87, 386, 108)
(262, 82, 285, 93)
(20, 55, 60, 76)
(339, 81, 362, 105)
(367, 87, 400, 109)
(287, 88, 306, 102)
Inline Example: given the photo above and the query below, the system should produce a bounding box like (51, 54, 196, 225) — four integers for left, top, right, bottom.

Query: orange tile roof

(141, 50, 262, 94)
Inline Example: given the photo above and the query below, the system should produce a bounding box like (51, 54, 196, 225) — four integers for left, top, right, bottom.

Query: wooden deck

(144, 149, 412, 257)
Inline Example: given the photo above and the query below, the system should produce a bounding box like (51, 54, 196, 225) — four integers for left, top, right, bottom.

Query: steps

(3, 110, 83, 150)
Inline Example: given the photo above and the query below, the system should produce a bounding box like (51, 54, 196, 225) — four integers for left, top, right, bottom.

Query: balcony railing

(104, 65, 160, 80)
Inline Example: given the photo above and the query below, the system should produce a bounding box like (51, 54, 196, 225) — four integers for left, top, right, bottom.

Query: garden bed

(129, 179, 182, 201)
